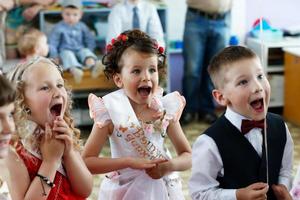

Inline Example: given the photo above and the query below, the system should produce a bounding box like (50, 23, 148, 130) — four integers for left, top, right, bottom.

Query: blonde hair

(7, 57, 82, 151)
(17, 29, 46, 57)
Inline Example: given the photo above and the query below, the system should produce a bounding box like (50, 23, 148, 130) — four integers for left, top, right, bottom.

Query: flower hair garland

(106, 34, 164, 54)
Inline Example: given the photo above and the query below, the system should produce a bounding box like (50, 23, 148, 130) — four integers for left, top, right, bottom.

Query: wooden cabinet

(283, 49, 300, 126)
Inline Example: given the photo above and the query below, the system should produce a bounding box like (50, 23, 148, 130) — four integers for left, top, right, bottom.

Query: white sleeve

(106, 5, 123, 45)
(278, 123, 294, 189)
(146, 4, 165, 47)
(189, 134, 237, 200)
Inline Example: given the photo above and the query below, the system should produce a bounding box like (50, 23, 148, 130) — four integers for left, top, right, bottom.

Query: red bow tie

(241, 119, 265, 134)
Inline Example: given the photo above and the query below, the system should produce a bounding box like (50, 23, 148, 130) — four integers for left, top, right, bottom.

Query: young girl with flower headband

(7, 57, 93, 200)
(82, 29, 192, 200)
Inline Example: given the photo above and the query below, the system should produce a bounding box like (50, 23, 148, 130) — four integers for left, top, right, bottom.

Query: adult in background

(106, 0, 165, 48)
(181, 0, 232, 125)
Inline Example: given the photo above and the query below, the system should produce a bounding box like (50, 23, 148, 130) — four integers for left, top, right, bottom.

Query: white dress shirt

(106, 0, 165, 47)
(189, 107, 294, 200)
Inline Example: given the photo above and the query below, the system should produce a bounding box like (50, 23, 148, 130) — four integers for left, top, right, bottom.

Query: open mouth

(138, 86, 152, 97)
(250, 98, 264, 112)
(50, 103, 62, 118)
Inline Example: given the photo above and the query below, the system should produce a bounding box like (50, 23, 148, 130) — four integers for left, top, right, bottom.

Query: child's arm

(19, 0, 55, 6)
(278, 124, 294, 188)
(146, 3, 165, 47)
(189, 134, 238, 199)
(5, 147, 30, 200)
(53, 117, 93, 198)
(81, 23, 96, 51)
(272, 184, 292, 200)
(23, 123, 64, 200)
(145, 121, 191, 179)
(82, 123, 162, 174)
(48, 24, 61, 59)
(22, 4, 44, 21)
(106, 6, 122, 45)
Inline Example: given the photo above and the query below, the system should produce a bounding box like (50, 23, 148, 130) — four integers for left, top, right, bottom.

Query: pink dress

(291, 166, 300, 199)
(88, 89, 186, 200)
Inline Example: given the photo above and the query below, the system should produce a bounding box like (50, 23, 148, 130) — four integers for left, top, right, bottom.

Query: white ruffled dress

(88, 89, 186, 200)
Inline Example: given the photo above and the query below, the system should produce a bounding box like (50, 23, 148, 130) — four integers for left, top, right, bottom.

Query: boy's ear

(212, 89, 228, 106)
(113, 73, 123, 88)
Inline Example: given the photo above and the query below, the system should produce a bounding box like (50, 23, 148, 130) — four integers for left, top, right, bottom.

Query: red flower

(120, 34, 127, 42)
(117, 35, 122, 41)
(106, 44, 113, 52)
(158, 46, 164, 54)
(117, 34, 128, 42)
(111, 38, 116, 44)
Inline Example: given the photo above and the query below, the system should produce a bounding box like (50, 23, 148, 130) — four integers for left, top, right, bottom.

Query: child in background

(48, 0, 102, 84)
(189, 46, 293, 200)
(106, 0, 165, 47)
(8, 57, 93, 200)
(0, 75, 30, 200)
(5, 0, 57, 59)
(82, 30, 191, 200)
(18, 28, 49, 60)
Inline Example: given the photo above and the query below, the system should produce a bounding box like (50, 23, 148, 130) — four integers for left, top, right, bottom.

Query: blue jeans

(60, 48, 97, 70)
(182, 9, 230, 114)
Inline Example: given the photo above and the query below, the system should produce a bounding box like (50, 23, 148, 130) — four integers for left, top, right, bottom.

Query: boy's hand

(145, 160, 169, 179)
(236, 182, 268, 200)
(272, 184, 292, 200)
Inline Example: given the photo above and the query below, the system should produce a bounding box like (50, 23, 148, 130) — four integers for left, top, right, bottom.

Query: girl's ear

(212, 89, 229, 106)
(113, 73, 123, 88)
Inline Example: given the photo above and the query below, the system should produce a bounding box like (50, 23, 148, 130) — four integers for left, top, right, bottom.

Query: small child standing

(189, 46, 293, 200)
(8, 57, 93, 199)
(48, 0, 102, 83)
(18, 28, 49, 60)
(82, 30, 192, 200)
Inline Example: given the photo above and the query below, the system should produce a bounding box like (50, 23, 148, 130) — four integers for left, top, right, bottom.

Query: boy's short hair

(17, 28, 45, 57)
(62, 0, 82, 9)
(208, 45, 258, 89)
(0, 75, 16, 107)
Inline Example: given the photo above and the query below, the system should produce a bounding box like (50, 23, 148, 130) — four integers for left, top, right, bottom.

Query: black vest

(205, 113, 286, 200)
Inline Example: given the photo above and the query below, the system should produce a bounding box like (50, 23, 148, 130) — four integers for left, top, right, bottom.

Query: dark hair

(0, 75, 16, 107)
(208, 45, 258, 88)
(102, 29, 166, 80)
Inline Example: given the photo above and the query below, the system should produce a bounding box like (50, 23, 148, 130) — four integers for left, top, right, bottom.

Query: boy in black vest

(189, 46, 293, 200)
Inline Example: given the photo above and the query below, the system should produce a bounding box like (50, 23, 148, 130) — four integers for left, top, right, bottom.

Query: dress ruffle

(88, 93, 111, 128)
(88, 90, 185, 127)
